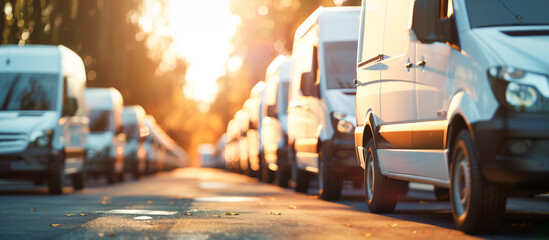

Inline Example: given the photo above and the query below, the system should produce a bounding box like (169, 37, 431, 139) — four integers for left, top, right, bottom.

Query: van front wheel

(48, 158, 65, 194)
(364, 139, 400, 213)
(450, 130, 506, 233)
(318, 144, 342, 200)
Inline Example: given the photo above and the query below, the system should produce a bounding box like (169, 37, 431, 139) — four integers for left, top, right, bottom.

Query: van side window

(313, 46, 320, 86)
(412, 0, 459, 47)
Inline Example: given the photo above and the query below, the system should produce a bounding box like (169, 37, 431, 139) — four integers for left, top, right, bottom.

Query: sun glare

(137, 0, 241, 109)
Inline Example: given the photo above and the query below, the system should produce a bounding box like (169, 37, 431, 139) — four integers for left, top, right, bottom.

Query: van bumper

(86, 148, 111, 173)
(323, 136, 363, 179)
(0, 148, 63, 180)
(472, 109, 549, 189)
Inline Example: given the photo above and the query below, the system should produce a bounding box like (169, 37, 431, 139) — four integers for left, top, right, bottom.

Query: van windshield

(324, 41, 357, 89)
(0, 73, 59, 111)
(465, 0, 549, 28)
(89, 110, 113, 132)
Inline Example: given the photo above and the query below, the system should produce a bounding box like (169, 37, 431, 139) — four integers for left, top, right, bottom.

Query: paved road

(0, 168, 548, 239)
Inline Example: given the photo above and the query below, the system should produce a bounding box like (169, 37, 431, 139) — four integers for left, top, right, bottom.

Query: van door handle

(405, 62, 413, 68)
(416, 60, 426, 67)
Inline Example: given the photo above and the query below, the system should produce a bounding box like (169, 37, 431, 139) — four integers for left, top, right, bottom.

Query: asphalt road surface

(0, 168, 548, 240)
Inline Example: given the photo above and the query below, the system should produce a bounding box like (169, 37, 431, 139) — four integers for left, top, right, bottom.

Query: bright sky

(137, 0, 241, 111)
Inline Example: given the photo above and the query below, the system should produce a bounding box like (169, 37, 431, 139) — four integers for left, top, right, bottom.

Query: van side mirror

(300, 72, 319, 98)
(411, 0, 438, 43)
(63, 97, 78, 116)
(267, 105, 278, 118)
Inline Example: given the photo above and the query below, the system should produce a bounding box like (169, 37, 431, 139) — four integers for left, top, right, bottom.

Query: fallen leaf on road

(412, 230, 417, 234)
(225, 212, 239, 216)
(214, 215, 221, 218)
(423, 230, 430, 234)
(107, 233, 116, 237)
(267, 197, 276, 201)
(101, 201, 110, 205)
(80, 213, 88, 216)
(363, 233, 372, 238)
(184, 212, 193, 216)
(391, 223, 398, 227)
(344, 224, 353, 228)
(308, 195, 319, 199)
(269, 212, 281, 215)
(103, 196, 111, 201)
(50, 224, 61, 227)
(30, 209, 36, 211)
(64, 214, 74, 217)
(148, 222, 155, 225)
(98, 233, 105, 237)
(169, 201, 174, 205)
(289, 204, 297, 209)
(419, 201, 427, 204)
(147, 200, 153, 204)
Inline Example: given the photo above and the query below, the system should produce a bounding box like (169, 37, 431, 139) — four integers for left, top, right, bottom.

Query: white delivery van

(84, 88, 125, 184)
(354, 0, 549, 233)
(0, 45, 88, 194)
(287, 7, 361, 200)
(122, 105, 148, 179)
(261, 55, 292, 186)
(245, 82, 266, 178)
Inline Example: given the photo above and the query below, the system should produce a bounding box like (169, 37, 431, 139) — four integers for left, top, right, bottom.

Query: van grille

(0, 133, 27, 153)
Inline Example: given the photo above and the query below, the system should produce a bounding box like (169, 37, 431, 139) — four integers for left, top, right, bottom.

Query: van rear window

(0, 73, 59, 111)
(465, 0, 549, 28)
(324, 41, 357, 89)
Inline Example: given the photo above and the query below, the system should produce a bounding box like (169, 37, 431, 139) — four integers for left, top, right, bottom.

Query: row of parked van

(0, 45, 187, 195)
(219, 1, 549, 233)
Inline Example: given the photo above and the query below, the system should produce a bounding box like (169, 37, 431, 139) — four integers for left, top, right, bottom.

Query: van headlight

(488, 66, 549, 112)
(337, 120, 354, 133)
(29, 129, 54, 147)
(332, 112, 355, 134)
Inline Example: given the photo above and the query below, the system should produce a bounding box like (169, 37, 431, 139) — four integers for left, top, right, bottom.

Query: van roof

(0, 45, 82, 75)
(84, 87, 124, 109)
(295, 7, 360, 42)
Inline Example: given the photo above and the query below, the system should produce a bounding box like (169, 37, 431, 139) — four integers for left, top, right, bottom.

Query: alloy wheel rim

(452, 151, 470, 216)
(366, 154, 374, 200)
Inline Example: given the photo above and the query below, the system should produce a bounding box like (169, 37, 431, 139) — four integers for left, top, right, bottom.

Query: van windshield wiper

(477, 23, 549, 28)
(0, 78, 20, 110)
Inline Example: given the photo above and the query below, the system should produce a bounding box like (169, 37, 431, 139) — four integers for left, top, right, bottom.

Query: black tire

(72, 156, 86, 190)
(72, 172, 85, 190)
(364, 139, 401, 213)
(48, 158, 64, 195)
(276, 165, 291, 188)
(260, 155, 275, 183)
(118, 172, 125, 182)
(290, 147, 310, 193)
(276, 149, 291, 188)
(434, 186, 449, 201)
(106, 158, 118, 184)
(133, 156, 142, 180)
(318, 144, 342, 200)
(450, 130, 507, 234)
